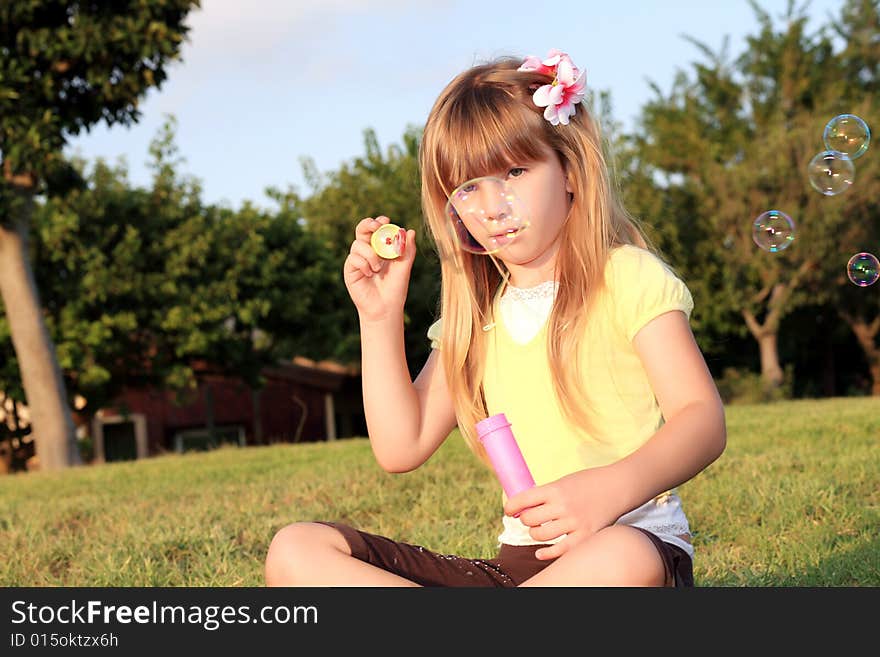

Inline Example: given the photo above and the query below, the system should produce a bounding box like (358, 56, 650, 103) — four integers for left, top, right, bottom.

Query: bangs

(433, 85, 549, 196)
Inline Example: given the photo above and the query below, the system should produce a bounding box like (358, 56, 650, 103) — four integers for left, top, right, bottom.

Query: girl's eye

(507, 167, 526, 178)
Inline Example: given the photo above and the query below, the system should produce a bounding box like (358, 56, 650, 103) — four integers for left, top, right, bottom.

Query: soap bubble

(824, 114, 870, 160)
(752, 210, 796, 252)
(445, 176, 530, 254)
(847, 252, 879, 287)
(807, 150, 855, 196)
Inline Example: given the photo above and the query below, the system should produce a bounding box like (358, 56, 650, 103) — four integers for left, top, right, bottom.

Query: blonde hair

(419, 56, 659, 465)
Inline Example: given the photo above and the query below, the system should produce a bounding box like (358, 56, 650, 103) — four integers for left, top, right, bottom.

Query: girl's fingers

(526, 517, 569, 544)
(350, 239, 384, 272)
(534, 540, 569, 561)
(345, 252, 374, 279)
(355, 216, 391, 242)
(355, 217, 375, 241)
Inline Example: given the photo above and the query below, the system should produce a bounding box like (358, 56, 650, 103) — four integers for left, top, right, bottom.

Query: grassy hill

(1, 396, 877, 586)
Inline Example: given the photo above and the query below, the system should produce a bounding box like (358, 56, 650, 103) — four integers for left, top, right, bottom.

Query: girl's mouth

(492, 229, 522, 239)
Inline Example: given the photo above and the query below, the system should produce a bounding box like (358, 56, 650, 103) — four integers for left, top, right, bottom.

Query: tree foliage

(296, 126, 441, 374)
(629, 0, 879, 392)
(0, 0, 200, 470)
(0, 0, 198, 198)
(1, 117, 339, 469)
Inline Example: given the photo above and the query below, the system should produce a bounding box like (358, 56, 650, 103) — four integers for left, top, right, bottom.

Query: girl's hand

(503, 465, 631, 560)
(343, 216, 417, 323)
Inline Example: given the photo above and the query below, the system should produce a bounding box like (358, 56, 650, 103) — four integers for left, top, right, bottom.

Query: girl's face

(452, 142, 572, 277)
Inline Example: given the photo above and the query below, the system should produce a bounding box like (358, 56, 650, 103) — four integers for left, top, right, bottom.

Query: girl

(265, 50, 726, 587)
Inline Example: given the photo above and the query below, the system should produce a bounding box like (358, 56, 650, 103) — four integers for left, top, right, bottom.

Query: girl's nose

(486, 207, 510, 224)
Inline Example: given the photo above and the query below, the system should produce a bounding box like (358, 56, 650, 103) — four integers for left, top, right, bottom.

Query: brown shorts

(315, 521, 694, 587)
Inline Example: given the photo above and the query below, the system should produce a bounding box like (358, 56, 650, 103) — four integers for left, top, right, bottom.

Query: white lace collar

(502, 280, 559, 302)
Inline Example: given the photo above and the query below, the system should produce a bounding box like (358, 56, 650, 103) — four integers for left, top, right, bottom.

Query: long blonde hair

(419, 56, 658, 465)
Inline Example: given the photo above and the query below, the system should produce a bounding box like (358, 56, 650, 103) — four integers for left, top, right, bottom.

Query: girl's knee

(581, 525, 666, 586)
(264, 522, 350, 586)
(527, 525, 666, 587)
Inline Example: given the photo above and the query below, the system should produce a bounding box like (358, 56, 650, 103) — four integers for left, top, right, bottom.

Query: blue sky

(65, 0, 846, 210)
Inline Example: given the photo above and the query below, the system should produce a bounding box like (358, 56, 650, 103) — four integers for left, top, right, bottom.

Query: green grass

(1, 396, 877, 586)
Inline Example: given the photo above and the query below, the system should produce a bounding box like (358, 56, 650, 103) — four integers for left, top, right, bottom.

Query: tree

(634, 0, 878, 394)
(23, 118, 207, 446)
(19, 117, 338, 452)
(0, 0, 200, 469)
(824, 0, 880, 393)
(159, 177, 340, 411)
(296, 126, 441, 375)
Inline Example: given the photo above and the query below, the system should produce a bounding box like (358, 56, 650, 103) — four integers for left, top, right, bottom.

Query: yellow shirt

(427, 245, 695, 545)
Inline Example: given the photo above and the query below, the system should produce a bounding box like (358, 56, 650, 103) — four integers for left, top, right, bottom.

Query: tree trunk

(743, 305, 785, 391)
(741, 267, 816, 395)
(0, 210, 79, 471)
(838, 311, 880, 396)
(756, 331, 785, 388)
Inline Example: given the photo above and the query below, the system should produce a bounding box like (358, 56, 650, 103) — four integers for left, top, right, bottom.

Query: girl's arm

(503, 308, 726, 558)
(611, 308, 727, 511)
(343, 216, 457, 474)
(360, 314, 458, 473)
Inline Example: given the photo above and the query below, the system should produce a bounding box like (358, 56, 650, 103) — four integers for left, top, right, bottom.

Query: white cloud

(153, 0, 453, 111)
(184, 0, 418, 55)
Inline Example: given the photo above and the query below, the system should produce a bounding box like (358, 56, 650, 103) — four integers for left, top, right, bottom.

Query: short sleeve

(609, 246, 694, 342)
(427, 318, 443, 350)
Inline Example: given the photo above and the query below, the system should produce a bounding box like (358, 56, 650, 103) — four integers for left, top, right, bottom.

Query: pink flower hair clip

(517, 48, 586, 126)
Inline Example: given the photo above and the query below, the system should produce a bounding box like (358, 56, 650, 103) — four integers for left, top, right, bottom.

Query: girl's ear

(561, 161, 574, 195)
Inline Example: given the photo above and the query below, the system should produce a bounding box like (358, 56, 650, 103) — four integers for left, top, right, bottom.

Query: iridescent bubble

(807, 150, 855, 196)
(445, 176, 530, 255)
(847, 252, 879, 287)
(752, 210, 796, 252)
(824, 114, 870, 160)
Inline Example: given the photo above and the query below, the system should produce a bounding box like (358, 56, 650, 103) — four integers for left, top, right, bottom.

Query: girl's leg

(518, 524, 668, 587)
(264, 522, 420, 587)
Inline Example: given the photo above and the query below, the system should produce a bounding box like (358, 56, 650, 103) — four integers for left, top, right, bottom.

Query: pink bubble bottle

(475, 413, 535, 498)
